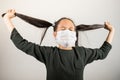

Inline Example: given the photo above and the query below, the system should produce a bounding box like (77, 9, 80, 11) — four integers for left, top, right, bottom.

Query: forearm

(3, 9, 16, 33)
(105, 28, 115, 44)
(4, 18, 15, 33)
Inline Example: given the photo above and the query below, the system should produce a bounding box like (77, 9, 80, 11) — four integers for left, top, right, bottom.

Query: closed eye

(69, 28, 74, 31)
(61, 27, 66, 30)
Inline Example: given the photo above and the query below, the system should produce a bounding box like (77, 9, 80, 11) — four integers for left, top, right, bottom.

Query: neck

(58, 45, 72, 50)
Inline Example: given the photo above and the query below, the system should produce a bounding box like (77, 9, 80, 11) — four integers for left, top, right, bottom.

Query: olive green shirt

(10, 28, 112, 80)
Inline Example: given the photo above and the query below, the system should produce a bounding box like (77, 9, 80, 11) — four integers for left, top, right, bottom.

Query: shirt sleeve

(10, 28, 52, 64)
(82, 41, 112, 65)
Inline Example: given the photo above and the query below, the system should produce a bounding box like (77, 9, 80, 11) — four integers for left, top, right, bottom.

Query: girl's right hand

(3, 9, 16, 19)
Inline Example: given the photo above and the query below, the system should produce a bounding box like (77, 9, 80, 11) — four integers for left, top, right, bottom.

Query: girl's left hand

(104, 22, 114, 31)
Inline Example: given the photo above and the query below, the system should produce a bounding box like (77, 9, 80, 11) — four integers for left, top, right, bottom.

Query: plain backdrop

(0, 0, 120, 80)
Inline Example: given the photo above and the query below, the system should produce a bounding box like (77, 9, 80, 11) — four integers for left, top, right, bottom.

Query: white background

(0, 0, 120, 80)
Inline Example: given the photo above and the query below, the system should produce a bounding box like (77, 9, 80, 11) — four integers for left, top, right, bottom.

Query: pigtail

(76, 24, 104, 31)
(15, 13, 52, 28)
(2, 12, 52, 45)
(75, 30, 79, 46)
(2, 13, 52, 28)
(75, 24, 104, 46)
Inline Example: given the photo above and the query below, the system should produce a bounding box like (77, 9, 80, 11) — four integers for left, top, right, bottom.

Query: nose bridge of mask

(63, 30, 71, 36)
(64, 30, 76, 37)
(59, 30, 76, 37)
(57, 30, 69, 36)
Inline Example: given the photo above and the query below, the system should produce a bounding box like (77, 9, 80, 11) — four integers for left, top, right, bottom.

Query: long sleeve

(10, 28, 52, 64)
(81, 41, 112, 65)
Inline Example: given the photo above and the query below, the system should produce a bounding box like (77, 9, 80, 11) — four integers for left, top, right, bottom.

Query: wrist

(3, 17, 11, 21)
(109, 27, 115, 32)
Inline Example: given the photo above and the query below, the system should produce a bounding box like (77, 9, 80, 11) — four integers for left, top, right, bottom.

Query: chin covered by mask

(55, 30, 77, 48)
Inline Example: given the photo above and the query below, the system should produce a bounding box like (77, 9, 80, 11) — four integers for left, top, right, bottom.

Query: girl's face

(53, 19, 77, 49)
(53, 19, 75, 37)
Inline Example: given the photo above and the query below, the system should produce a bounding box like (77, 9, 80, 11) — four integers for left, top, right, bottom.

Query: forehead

(58, 19, 75, 27)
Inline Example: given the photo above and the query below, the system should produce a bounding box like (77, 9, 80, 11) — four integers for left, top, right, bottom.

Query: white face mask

(55, 30, 77, 48)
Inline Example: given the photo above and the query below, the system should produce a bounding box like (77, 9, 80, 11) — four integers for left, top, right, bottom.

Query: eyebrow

(60, 25, 74, 28)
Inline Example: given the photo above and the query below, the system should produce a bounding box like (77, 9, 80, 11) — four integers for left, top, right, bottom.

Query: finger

(107, 22, 111, 26)
(7, 10, 10, 13)
(12, 9, 16, 13)
(13, 9, 15, 12)
(105, 21, 110, 25)
(7, 9, 11, 13)
(10, 9, 12, 12)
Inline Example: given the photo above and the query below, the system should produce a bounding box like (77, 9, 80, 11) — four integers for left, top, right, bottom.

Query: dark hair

(53, 17, 75, 31)
(2, 12, 105, 46)
(11, 13, 52, 28)
(2, 13, 104, 31)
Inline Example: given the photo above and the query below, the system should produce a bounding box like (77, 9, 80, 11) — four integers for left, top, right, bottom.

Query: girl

(3, 9, 115, 80)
